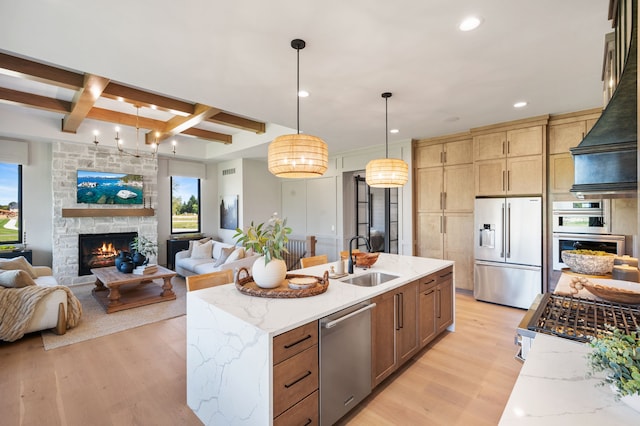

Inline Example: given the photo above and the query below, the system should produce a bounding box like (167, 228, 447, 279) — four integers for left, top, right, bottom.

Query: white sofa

(174, 239, 259, 278)
(26, 266, 68, 334)
(0, 258, 73, 340)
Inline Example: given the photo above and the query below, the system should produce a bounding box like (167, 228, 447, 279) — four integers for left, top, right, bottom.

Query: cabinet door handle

(399, 292, 404, 329)
(443, 151, 447, 164)
(440, 151, 444, 164)
(507, 140, 510, 154)
(443, 192, 447, 211)
(439, 216, 443, 234)
(502, 170, 506, 191)
(284, 370, 312, 388)
(303, 419, 312, 426)
(442, 216, 446, 234)
(440, 192, 443, 210)
(283, 334, 312, 349)
(436, 288, 441, 319)
(507, 170, 511, 191)
(395, 294, 400, 331)
(502, 140, 505, 155)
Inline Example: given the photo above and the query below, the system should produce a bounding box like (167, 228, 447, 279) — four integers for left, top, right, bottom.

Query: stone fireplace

(52, 141, 158, 285)
(78, 232, 137, 276)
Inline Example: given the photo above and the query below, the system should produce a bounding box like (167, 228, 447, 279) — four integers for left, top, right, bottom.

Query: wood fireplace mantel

(61, 208, 155, 218)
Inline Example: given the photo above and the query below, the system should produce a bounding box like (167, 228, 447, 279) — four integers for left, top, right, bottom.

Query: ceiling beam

(181, 127, 232, 144)
(208, 112, 266, 134)
(86, 107, 165, 130)
(0, 52, 83, 89)
(102, 82, 195, 115)
(148, 103, 222, 144)
(0, 86, 71, 112)
(62, 74, 111, 133)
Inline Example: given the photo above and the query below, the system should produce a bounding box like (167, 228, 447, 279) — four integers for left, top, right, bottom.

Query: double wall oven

(552, 200, 625, 270)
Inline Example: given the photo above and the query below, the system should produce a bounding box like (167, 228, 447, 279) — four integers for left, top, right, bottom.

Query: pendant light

(268, 39, 328, 178)
(365, 92, 408, 187)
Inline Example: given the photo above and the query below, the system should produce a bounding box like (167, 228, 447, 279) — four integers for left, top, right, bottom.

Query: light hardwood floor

(0, 291, 524, 425)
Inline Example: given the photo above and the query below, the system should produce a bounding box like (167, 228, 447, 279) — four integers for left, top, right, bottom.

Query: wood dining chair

(299, 254, 329, 269)
(186, 269, 234, 292)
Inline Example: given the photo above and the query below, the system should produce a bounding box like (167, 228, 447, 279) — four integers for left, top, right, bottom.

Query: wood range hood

(570, 2, 638, 199)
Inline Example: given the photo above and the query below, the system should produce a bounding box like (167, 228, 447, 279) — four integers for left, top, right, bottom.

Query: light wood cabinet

(547, 109, 601, 195)
(473, 125, 545, 196)
(273, 321, 319, 423)
(414, 136, 474, 291)
(419, 266, 454, 348)
(371, 281, 418, 388)
(474, 126, 543, 161)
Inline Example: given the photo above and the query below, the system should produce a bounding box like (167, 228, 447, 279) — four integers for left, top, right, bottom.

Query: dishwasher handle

(322, 303, 377, 329)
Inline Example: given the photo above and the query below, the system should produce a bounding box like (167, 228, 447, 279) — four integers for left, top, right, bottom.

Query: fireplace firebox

(78, 232, 137, 276)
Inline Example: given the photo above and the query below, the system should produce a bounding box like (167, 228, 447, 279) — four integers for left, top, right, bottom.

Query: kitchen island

(186, 254, 454, 425)
(500, 272, 640, 424)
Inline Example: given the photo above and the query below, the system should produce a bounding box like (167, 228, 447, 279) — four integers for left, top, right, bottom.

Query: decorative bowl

(561, 250, 615, 275)
(353, 252, 379, 268)
(579, 278, 640, 304)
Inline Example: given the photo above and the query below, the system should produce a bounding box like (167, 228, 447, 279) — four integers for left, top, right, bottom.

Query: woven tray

(235, 267, 330, 298)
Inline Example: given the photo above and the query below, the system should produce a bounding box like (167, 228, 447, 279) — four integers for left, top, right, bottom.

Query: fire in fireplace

(78, 232, 137, 276)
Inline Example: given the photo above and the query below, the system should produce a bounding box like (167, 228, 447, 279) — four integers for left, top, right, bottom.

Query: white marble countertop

(187, 253, 453, 336)
(499, 333, 639, 424)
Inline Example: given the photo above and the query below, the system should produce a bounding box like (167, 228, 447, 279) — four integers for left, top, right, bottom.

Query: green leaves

(587, 325, 640, 397)
(233, 214, 292, 264)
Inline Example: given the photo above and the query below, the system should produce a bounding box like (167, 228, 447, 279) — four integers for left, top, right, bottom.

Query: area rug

(41, 277, 187, 350)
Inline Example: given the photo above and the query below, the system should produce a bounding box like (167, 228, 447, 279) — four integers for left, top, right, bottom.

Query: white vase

(252, 256, 287, 289)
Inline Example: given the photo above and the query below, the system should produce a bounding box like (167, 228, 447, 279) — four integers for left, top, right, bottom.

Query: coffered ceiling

(0, 1, 612, 162)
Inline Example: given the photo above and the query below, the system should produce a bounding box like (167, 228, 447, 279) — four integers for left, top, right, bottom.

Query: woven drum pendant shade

(365, 92, 408, 188)
(365, 158, 409, 188)
(268, 133, 328, 178)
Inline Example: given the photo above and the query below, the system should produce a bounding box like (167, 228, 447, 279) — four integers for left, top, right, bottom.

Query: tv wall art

(77, 170, 144, 205)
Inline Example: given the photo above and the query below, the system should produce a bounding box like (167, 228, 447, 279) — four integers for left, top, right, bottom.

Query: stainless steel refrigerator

(474, 197, 542, 309)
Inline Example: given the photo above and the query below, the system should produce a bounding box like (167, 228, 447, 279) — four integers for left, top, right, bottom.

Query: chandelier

(268, 39, 328, 178)
(92, 106, 176, 158)
(365, 92, 408, 188)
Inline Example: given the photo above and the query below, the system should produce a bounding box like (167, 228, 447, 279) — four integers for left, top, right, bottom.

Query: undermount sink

(340, 272, 399, 287)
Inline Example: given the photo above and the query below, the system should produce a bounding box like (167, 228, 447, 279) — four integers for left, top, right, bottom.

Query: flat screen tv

(77, 170, 144, 205)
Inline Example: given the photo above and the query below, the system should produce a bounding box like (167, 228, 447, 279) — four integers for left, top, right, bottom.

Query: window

(171, 176, 201, 234)
(0, 163, 22, 243)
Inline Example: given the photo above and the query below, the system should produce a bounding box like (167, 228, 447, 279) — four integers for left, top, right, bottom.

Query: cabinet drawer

(420, 273, 437, 291)
(273, 321, 318, 365)
(273, 345, 319, 418)
(274, 389, 319, 426)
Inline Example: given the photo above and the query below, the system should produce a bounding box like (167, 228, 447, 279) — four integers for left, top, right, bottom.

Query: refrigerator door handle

(500, 203, 505, 258)
(506, 203, 512, 257)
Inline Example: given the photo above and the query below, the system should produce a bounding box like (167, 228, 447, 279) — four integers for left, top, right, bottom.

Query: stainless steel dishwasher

(320, 301, 375, 426)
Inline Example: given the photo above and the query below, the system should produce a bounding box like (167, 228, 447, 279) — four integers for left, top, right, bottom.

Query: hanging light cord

(385, 95, 388, 159)
(296, 44, 300, 135)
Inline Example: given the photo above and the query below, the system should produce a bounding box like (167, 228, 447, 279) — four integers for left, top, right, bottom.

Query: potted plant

(130, 235, 158, 266)
(234, 214, 291, 288)
(587, 325, 640, 412)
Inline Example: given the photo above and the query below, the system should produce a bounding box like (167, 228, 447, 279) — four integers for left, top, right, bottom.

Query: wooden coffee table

(91, 265, 177, 313)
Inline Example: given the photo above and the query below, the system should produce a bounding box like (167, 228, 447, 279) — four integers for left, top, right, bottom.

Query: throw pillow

(213, 246, 235, 267)
(225, 247, 245, 264)
(0, 270, 37, 288)
(187, 237, 211, 256)
(191, 240, 213, 259)
(0, 256, 38, 279)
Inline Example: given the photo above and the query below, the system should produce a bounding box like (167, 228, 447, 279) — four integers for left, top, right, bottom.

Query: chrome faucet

(348, 235, 371, 274)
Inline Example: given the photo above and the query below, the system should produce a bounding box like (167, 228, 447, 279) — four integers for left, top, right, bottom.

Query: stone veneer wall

(52, 142, 158, 286)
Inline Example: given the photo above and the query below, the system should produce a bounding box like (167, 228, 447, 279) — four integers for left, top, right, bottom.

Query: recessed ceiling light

(513, 101, 528, 108)
(459, 16, 482, 32)
(390, 129, 399, 134)
(298, 90, 309, 98)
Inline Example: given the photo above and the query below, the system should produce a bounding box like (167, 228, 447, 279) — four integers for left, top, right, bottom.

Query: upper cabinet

(472, 116, 548, 196)
(547, 109, 601, 195)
